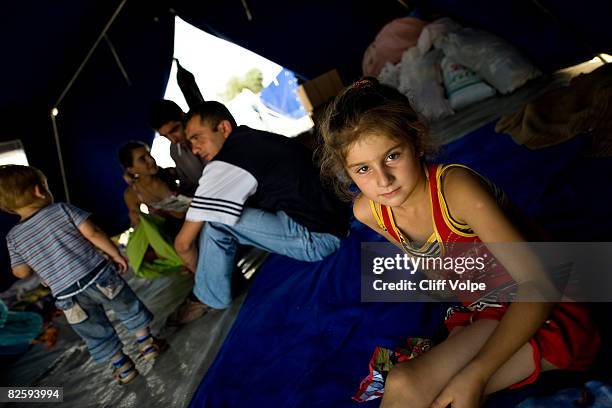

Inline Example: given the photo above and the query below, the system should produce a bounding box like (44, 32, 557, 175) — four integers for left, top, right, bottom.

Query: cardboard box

(297, 69, 344, 113)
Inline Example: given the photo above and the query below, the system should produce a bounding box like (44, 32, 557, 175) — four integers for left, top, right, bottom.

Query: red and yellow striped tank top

(369, 163, 512, 304)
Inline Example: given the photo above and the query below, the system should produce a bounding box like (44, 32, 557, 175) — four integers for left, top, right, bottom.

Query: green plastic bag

(126, 214, 184, 278)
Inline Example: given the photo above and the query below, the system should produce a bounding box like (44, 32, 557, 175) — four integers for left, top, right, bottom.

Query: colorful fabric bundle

(353, 337, 433, 402)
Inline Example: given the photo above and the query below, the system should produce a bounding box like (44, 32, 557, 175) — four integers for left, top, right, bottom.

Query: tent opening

(151, 17, 313, 167)
(0, 140, 29, 166)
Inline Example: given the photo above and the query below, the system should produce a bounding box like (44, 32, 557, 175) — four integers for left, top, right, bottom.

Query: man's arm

(79, 219, 128, 272)
(174, 220, 204, 272)
(12, 264, 32, 279)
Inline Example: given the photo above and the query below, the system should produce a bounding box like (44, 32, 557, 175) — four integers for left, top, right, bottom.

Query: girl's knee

(384, 363, 424, 406)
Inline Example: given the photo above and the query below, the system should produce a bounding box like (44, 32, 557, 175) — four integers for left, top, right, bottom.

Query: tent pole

(104, 34, 132, 86)
(50, 111, 71, 203)
(240, 0, 253, 21)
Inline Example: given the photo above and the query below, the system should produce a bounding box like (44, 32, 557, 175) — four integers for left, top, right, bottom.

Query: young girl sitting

(319, 78, 599, 407)
(118, 141, 191, 228)
(118, 141, 190, 278)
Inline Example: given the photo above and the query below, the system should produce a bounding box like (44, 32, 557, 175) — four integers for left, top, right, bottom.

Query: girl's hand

(431, 364, 487, 408)
(113, 254, 129, 273)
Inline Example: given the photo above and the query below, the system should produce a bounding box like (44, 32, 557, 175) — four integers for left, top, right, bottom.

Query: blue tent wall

(49, 3, 175, 233)
(0, 0, 401, 239)
(2, 0, 610, 234)
(0, 0, 175, 290)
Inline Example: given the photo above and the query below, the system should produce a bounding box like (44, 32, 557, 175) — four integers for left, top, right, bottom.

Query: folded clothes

(496, 63, 612, 152)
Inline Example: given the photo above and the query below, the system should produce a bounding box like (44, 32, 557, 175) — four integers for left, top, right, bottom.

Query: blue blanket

(190, 222, 448, 407)
(191, 125, 612, 407)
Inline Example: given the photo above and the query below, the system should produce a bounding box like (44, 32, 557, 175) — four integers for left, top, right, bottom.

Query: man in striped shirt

(0, 165, 163, 383)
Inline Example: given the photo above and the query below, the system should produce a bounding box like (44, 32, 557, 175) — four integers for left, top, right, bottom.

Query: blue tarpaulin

(260, 69, 307, 119)
(189, 222, 449, 407)
(189, 121, 612, 407)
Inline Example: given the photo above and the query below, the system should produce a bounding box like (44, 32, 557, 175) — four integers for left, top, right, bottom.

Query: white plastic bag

(398, 48, 454, 121)
(438, 28, 541, 94)
(377, 62, 400, 89)
(441, 56, 496, 110)
(417, 17, 462, 54)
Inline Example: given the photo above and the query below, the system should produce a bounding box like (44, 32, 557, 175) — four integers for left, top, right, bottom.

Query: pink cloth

(362, 17, 428, 77)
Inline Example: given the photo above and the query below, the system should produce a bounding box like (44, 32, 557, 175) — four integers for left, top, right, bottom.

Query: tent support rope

(50, 113, 71, 203)
(50, 0, 128, 203)
(104, 34, 132, 86)
(54, 0, 128, 107)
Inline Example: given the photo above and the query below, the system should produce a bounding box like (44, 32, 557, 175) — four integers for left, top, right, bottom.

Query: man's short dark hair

(118, 141, 149, 168)
(185, 101, 238, 130)
(148, 100, 184, 130)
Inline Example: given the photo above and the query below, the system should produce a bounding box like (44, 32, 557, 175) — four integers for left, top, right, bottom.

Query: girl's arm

(79, 219, 128, 272)
(443, 168, 556, 384)
(124, 188, 141, 227)
(353, 194, 405, 252)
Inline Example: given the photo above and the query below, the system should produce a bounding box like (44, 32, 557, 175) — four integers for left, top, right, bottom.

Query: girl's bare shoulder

(443, 166, 491, 204)
(353, 194, 376, 227)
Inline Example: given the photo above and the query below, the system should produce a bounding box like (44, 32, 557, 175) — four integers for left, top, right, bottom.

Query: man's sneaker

(137, 335, 168, 362)
(167, 298, 210, 326)
(112, 355, 138, 385)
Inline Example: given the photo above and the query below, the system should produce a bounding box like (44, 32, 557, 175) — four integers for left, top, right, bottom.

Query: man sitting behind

(172, 101, 348, 324)
(149, 100, 206, 196)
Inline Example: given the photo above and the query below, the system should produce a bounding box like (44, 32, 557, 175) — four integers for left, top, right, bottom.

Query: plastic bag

(438, 28, 541, 94)
(398, 48, 454, 121)
(417, 17, 462, 54)
(126, 214, 184, 278)
(441, 56, 496, 110)
(362, 17, 428, 77)
(377, 62, 400, 88)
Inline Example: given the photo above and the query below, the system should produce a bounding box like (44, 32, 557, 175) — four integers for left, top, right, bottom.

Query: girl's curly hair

(317, 77, 428, 201)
